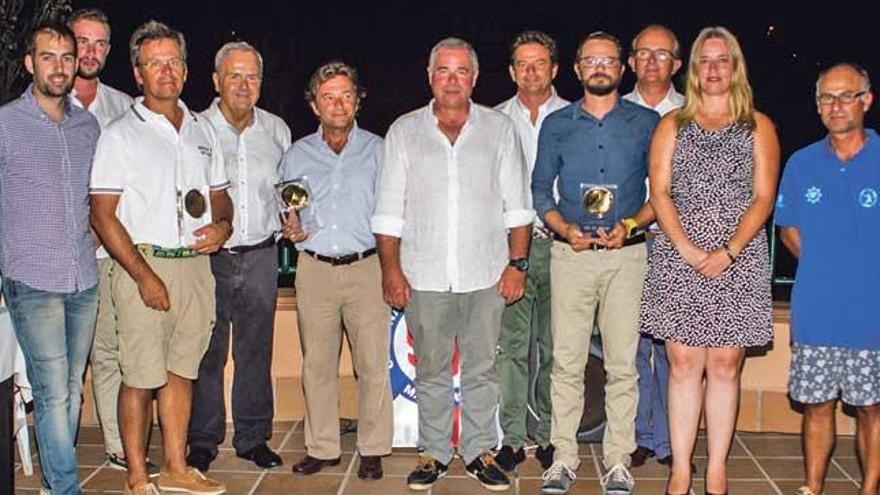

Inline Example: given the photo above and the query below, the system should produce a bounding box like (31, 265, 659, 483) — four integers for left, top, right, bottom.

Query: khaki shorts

(112, 253, 215, 389)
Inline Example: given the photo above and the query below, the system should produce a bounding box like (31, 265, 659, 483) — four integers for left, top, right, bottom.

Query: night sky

(71, 0, 880, 282)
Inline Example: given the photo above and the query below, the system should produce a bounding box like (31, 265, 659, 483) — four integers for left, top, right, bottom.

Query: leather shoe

(237, 443, 282, 469)
(630, 446, 654, 467)
(185, 446, 215, 473)
(291, 455, 341, 475)
(357, 455, 383, 480)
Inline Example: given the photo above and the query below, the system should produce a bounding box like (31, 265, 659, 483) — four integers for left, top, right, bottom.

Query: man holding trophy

(90, 20, 232, 495)
(531, 32, 659, 495)
(280, 61, 392, 481)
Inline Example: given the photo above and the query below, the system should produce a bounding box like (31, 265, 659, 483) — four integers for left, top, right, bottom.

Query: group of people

(0, 7, 876, 495)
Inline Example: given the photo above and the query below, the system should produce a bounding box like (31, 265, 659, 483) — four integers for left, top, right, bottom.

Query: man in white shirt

(372, 37, 534, 492)
(90, 21, 232, 495)
(622, 24, 683, 469)
(186, 41, 290, 474)
(493, 30, 568, 473)
(67, 8, 142, 473)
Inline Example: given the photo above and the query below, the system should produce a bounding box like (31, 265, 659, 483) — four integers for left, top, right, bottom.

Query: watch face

(510, 259, 529, 271)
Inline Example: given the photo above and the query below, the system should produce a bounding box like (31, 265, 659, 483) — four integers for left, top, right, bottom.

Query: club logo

(858, 188, 878, 208)
(805, 186, 822, 205)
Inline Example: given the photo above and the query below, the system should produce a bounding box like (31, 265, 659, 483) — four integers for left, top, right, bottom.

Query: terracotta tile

(431, 477, 507, 495)
(378, 453, 420, 476)
(209, 449, 269, 472)
(628, 457, 671, 479)
(736, 389, 760, 431)
(15, 467, 96, 490)
(740, 434, 803, 457)
(77, 425, 105, 447)
(693, 480, 778, 494)
(836, 436, 856, 457)
(760, 458, 847, 480)
(253, 472, 344, 494)
(280, 431, 305, 452)
(208, 471, 263, 494)
(341, 475, 410, 495)
(832, 456, 863, 479)
(217, 427, 287, 451)
(691, 456, 764, 479)
(776, 480, 862, 495)
(520, 477, 604, 494)
(275, 377, 304, 420)
(279, 452, 353, 474)
(73, 445, 110, 467)
(760, 391, 802, 433)
(694, 436, 748, 457)
(81, 466, 127, 491)
(836, 410, 856, 436)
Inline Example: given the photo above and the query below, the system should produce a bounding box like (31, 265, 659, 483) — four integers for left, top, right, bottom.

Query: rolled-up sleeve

(531, 119, 560, 222)
(498, 119, 534, 229)
(371, 123, 407, 237)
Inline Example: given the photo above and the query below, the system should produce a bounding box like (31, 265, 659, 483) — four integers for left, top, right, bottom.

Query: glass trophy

(580, 183, 618, 234)
(276, 176, 320, 235)
(178, 185, 212, 246)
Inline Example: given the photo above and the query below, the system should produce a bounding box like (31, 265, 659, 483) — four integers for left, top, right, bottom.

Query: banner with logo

(389, 309, 464, 447)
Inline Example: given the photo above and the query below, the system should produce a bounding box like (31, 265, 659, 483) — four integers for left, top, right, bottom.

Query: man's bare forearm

(376, 234, 403, 273)
(508, 224, 531, 259)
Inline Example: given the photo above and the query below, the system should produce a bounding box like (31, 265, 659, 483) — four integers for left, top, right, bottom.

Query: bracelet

(722, 242, 737, 263)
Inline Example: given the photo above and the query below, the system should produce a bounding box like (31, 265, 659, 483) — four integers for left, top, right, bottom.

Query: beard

(34, 72, 73, 97)
(77, 58, 104, 79)
(583, 73, 620, 96)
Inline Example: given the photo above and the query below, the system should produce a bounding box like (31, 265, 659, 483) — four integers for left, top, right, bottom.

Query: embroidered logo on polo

(858, 188, 878, 208)
(805, 186, 822, 204)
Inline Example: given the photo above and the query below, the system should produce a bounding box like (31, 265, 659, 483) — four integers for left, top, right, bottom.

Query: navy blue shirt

(531, 97, 659, 227)
(775, 129, 880, 350)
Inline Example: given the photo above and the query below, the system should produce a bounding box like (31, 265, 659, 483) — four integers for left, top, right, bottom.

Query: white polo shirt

(201, 99, 291, 247)
(90, 98, 230, 249)
(72, 80, 134, 259)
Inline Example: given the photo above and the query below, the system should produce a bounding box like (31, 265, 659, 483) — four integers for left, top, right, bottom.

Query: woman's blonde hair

(676, 26, 755, 132)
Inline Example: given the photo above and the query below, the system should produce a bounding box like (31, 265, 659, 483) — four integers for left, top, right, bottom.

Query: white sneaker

(541, 460, 576, 494)
(600, 463, 635, 495)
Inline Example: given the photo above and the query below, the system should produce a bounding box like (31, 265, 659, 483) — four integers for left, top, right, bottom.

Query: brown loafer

(357, 455, 383, 480)
(291, 455, 341, 475)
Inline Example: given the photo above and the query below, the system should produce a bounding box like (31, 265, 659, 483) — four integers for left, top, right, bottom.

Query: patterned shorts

(789, 343, 880, 406)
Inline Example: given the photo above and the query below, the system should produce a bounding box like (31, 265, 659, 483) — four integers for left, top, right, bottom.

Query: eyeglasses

(816, 91, 867, 106)
(633, 48, 675, 62)
(140, 57, 185, 72)
(577, 56, 620, 68)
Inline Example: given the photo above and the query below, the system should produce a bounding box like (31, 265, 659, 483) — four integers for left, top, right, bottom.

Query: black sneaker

(108, 453, 160, 477)
(185, 446, 215, 473)
(494, 445, 525, 472)
(466, 452, 510, 491)
(535, 443, 555, 471)
(406, 455, 448, 491)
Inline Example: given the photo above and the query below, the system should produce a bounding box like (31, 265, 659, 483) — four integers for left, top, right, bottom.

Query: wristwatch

(509, 258, 529, 272)
(621, 217, 639, 239)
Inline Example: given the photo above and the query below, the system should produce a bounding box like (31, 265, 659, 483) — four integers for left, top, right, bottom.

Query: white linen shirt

(202, 99, 291, 247)
(90, 98, 230, 248)
(622, 84, 684, 117)
(371, 102, 534, 293)
(71, 80, 133, 128)
(72, 80, 133, 258)
(494, 88, 568, 228)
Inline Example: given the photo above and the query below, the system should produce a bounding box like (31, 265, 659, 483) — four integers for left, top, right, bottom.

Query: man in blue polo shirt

(533, 31, 658, 495)
(776, 63, 879, 495)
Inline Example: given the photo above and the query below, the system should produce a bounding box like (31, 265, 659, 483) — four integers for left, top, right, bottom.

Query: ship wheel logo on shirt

(805, 186, 822, 204)
(858, 188, 878, 208)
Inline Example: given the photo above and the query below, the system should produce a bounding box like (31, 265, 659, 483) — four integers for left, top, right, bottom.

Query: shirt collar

(571, 95, 624, 122)
(513, 87, 561, 115)
(425, 99, 478, 127)
(70, 79, 103, 108)
(204, 97, 260, 133)
(315, 120, 360, 152)
(132, 96, 197, 125)
(628, 84, 682, 110)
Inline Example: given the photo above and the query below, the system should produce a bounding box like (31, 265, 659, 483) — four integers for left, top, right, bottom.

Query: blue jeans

(634, 335, 670, 458)
(3, 279, 97, 495)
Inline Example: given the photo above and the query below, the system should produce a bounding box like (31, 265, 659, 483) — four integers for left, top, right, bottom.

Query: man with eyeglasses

(493, 29, 569, 474)
(621, 24, 683, 470)
(90, 20, 231, 495)
(67, 7, 147, 474)
(776, 63, 879, 495)
(532, 31, 659, 495)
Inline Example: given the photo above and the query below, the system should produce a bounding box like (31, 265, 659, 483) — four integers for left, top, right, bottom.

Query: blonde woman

(639, 26, 780, 495)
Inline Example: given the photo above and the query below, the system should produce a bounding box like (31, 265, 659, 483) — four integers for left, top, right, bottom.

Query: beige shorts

(112, 253, 215, 389)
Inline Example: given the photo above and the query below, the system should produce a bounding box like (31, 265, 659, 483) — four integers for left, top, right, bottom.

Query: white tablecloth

(0, 277, 34, 475)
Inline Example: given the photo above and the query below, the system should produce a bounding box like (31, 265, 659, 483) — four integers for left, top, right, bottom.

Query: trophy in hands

(580, 183, 618, 234)
(276, 176, 319, 235)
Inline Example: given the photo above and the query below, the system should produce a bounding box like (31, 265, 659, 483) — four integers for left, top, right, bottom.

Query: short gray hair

(214, 41, 263, 77)
(815, 62, 871, 98)
(129, 20, 187, 68)
(631, 24, 680, 59)
(428, 37, 479, 74)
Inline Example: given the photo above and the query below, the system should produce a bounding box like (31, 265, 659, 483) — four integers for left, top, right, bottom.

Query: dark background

(71, 0, 880, 284)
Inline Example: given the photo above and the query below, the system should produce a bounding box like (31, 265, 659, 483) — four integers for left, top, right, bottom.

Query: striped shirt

(0, 86, 99, 293)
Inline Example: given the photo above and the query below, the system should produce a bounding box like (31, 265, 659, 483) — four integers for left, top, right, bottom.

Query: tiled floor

(13, 421, 866, 494)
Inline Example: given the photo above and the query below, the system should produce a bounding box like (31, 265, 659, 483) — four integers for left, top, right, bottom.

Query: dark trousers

(188, 243, 278, 456)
